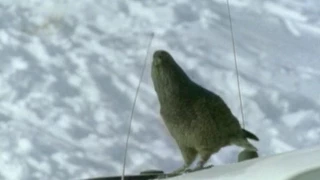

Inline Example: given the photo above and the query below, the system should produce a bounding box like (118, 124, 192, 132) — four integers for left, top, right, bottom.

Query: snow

(0, 0, 319, 180)
(264, 1, 308, 22)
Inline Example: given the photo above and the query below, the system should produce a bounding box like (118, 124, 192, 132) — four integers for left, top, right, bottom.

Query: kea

(151, 50, 259, 174)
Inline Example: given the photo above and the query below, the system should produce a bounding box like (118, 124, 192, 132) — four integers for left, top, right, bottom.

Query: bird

(151, 50, 259, 174)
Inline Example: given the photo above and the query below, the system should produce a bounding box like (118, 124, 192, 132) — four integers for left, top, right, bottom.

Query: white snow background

(0, 0, 319, 179)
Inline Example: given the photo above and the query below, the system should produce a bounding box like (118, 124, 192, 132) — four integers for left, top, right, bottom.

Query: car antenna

(226, 0, 246, 129)
(121, 32, 155, 180)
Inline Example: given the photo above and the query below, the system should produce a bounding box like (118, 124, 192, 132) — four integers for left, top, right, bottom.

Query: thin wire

(226, 0, 245, 129)
(121, 32, 155, 180)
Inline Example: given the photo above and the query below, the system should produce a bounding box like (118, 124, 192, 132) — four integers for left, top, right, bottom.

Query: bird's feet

(186, 164, 214, 173)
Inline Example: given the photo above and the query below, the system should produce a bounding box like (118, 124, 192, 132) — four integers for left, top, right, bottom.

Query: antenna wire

(121, 32, 155, 180)
(226, 0, 245, 129)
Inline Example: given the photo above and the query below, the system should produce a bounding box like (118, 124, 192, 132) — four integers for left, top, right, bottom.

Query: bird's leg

(192, 148, 216, 171)
(169, 146, 197, 175)
(193, 155, 210, 171)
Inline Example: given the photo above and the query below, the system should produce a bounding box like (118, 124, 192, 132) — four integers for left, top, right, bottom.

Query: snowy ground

(0, 0, 319, 179)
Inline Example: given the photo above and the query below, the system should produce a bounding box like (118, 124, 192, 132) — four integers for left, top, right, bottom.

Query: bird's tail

(231, 129, 259, 152)
(242, 129, 259, 141)
(232, 138, 257, 151)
